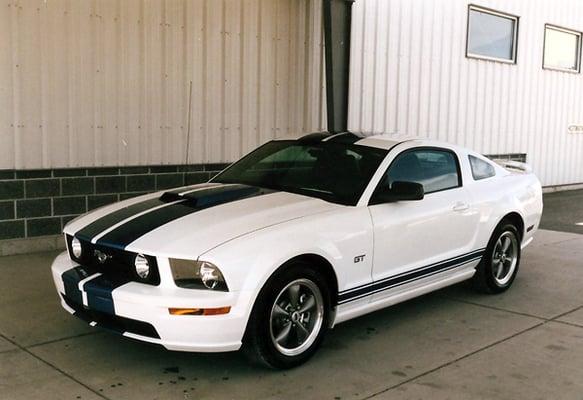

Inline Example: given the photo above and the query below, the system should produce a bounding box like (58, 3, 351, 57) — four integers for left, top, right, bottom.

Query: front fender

(199, 206, 374, 301)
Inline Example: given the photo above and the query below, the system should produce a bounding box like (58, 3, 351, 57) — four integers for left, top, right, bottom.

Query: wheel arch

(497, 211, 525, 241)
(284, 253, 339, 307)
(243, 253, 340, 341)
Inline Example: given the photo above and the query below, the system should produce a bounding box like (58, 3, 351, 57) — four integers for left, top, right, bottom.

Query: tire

(242, 261, 331, 369)
(473, 222, 521, 294)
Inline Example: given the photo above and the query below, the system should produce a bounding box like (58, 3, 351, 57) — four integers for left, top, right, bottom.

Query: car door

(367, 147, 480, 299)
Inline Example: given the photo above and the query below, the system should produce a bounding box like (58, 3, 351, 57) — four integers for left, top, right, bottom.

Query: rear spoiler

(492, 159, 532, 174)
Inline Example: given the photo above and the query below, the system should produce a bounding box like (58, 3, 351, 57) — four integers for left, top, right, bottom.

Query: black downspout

(323, 0, 354, 134)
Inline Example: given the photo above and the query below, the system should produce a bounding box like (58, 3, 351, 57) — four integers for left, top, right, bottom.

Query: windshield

(212, 140, 388, 205)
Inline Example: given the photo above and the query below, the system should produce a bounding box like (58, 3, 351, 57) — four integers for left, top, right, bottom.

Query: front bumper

(51, 251, 253, 352)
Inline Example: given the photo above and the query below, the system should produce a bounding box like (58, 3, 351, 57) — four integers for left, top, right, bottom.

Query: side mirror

(371, 181, 425, 204)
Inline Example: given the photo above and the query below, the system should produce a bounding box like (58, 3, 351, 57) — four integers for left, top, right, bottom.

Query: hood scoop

(160, 184, 274, 207)
(159, 191, 183, 203)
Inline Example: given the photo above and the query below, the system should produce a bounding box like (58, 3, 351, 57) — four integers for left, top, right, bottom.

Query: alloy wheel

(269, 278, 324, 357)
(491, 231, 519, 286)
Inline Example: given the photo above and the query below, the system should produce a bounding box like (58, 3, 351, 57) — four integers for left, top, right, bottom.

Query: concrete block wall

(0, 164, 229, 249)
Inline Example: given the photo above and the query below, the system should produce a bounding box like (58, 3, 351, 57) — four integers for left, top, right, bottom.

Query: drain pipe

(323, 0, 355, 134)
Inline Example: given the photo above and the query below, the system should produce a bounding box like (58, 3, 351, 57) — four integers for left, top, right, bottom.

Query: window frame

(542, 24, 582, 74)
(369, 147, 463, 205)
(468, 155, 496, 181)
(466, 4, 520, 64)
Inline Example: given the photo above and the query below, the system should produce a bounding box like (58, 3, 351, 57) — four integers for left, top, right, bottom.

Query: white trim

(322, 132, 349, 142)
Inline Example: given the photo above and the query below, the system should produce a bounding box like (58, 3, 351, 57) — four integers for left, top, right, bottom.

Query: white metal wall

(0, 0, 326, 169)
(348, 0, 583, 186)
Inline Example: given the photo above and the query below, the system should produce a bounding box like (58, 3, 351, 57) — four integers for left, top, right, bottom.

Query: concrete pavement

(1, 229, 582, 400)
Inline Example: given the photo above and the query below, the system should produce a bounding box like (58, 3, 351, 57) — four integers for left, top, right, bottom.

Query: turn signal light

(168, 307, 231, 316)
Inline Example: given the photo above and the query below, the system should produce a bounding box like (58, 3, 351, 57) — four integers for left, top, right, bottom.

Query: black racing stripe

(96, 184, 275, 249)
(75, 198, 164, 241)
(61, 265, 100, 306)
(84, 274, 132, 315)
(338, 249, 485, 304)
(74, 184, 218, 241)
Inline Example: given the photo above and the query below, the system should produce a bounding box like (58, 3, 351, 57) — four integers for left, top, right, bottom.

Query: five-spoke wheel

(243, 262, 331, 369)
(491, 231, 518, 286)
(473, 222, 521, 293)
(270, 279, 324, 356)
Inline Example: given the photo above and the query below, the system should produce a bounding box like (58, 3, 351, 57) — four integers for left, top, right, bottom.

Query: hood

(65, 183, 340, 258)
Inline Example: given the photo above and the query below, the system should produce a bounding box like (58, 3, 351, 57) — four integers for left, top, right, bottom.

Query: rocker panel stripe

(338, 249, 485, 304)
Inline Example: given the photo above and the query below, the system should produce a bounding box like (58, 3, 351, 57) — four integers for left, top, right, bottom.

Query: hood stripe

(95, 185, 274, 249)
(74, 183, 220, 242)
(89, 200, 182, 244)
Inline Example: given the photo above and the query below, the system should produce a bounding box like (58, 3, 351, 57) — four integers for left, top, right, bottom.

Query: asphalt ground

(1, 190, 582, 399)
(540, 189, 583, 235)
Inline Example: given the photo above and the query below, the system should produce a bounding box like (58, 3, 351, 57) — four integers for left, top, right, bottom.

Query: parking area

(1, 191, 582, 400)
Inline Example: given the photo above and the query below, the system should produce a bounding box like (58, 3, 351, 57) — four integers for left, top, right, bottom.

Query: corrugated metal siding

(348, 0, 583, 186)
(0, 0, 326, 169)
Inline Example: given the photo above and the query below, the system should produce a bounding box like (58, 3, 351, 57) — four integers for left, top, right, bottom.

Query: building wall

(0, 0, 326, 247)
(0, 0, 326, 170)
(348, 0, 583, 186)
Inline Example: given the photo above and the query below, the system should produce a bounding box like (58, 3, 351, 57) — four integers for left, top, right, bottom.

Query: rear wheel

(243, 262, 331, 369)
(473, 223, 521, 294)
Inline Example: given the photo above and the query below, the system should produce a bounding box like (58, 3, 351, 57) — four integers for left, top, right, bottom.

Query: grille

(65, 235, 160, 286)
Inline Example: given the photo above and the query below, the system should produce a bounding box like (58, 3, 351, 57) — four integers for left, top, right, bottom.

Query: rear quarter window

(469, 155, 496, 180)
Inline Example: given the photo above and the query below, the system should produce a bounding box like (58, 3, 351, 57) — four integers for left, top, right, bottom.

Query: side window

(381, 149, 461, 194)
(469, 155, 496, 180)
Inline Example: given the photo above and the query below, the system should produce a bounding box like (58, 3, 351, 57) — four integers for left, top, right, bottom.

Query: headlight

(169, 259, 228, 291)
(134, 254, 150, 279)
(71, 237, 82, 259)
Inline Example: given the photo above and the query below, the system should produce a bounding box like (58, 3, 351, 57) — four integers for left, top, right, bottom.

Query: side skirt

(332, 262, 477, 326)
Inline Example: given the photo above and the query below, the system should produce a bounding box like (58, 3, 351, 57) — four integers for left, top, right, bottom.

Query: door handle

(452, 202, 470, 212)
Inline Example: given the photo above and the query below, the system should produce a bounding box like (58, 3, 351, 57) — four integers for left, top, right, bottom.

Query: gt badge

(354, 255, 365, 263)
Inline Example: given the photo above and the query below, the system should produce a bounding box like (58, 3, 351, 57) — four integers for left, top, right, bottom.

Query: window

(469, 155, 496, 180)
(378, 149, 461, 195)
(213, 140, 387, 206)
(543, 25, 581, 73)
(466, 5, 518, 63)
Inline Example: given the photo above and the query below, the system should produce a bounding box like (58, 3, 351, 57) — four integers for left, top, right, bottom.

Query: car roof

(284, 131, 453, 151)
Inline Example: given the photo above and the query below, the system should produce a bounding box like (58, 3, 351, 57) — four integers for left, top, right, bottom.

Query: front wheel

(243, 263, 331, 369)
(473, 223, 521, 294)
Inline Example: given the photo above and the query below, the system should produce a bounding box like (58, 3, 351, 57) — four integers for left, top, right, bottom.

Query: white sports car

(51, 132, 543, 368)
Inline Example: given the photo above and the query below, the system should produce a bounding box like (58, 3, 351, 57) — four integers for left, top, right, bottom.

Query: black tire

(242, 261, 331, 369)
(473, 222, 521, 294)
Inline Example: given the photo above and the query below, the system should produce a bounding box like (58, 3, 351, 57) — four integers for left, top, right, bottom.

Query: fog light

(71, 237, 82, 259)
(134, 254, 150, 279)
